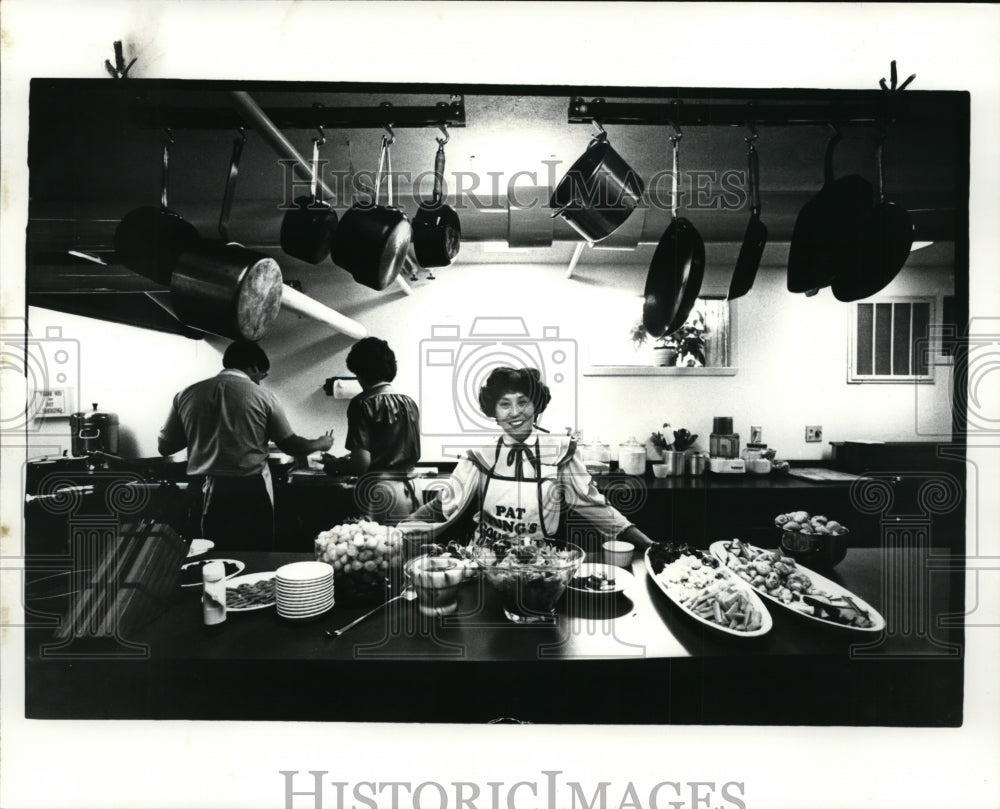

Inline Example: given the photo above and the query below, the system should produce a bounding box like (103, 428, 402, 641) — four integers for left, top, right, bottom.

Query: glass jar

(618, 437, 646, 475)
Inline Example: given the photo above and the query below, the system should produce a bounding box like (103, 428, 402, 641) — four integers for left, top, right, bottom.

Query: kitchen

(14, 77, 969, 727)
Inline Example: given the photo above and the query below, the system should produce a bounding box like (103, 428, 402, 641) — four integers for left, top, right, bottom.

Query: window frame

(847, 295, 940, 384)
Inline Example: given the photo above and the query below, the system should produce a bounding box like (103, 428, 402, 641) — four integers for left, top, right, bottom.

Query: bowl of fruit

(314, 519, 404, 604)
(774, 510, 850, 569)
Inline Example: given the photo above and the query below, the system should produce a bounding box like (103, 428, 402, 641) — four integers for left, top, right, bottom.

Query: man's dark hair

(346, 337, 398, 382)
(478, 366, 551, 417)
(223, 340, 270, 372)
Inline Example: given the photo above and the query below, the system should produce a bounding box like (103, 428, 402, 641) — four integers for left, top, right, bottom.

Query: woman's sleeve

(558, 453, 633, 537)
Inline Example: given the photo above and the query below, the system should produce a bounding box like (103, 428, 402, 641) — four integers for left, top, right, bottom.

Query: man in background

(159, 340, 333, 550)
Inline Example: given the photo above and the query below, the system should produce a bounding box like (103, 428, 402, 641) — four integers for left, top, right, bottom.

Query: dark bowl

(778, 527, 849, 569)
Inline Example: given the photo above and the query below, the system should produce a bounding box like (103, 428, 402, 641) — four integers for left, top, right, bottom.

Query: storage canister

(617, 437, 646, 476)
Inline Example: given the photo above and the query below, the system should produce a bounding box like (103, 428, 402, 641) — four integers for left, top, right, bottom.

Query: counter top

(24, 545, 964, 726)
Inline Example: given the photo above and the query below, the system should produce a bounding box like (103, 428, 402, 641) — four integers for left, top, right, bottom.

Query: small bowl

(778, 527, 849, 569)
(602, 539, 635, 568)
(651, 464, 669, 479)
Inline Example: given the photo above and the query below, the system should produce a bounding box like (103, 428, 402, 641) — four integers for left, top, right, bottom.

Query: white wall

(23, 244, 954, 463)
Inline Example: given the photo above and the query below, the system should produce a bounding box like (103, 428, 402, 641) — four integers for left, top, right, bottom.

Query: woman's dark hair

(478, 366, 551, 417)
(223, 340, 270, 372)
(346, 337, 397, 382)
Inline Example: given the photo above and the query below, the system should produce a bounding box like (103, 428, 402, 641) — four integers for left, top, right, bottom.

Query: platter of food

(709, 539, 885, 632)
(568, 562, 635, 595)
(644, 544, 772, 637)
(179, 558, 245, 588)
(225, 571, 277, 611)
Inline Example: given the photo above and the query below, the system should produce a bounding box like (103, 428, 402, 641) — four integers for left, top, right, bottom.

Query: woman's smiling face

(494, 391, 536, 441)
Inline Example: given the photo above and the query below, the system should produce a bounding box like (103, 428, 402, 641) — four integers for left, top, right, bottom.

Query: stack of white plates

(275, 561, 335, 621)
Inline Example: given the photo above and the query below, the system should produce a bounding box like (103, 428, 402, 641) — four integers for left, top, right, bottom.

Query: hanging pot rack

(130, 94, 465, 130)
(566, 86, 947, 129)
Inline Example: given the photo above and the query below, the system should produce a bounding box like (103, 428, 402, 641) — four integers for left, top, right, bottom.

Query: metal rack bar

(130, 97, 465, 130)
(566, 95, 942, 127)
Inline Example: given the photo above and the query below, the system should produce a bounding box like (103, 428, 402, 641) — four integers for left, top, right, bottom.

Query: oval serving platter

(644, 547, 773, 638)
(709, 540, 885, 633)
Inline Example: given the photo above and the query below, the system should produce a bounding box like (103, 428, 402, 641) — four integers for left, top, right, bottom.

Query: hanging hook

(315, 124, 326, 147)
(669, 100, 682, 144)
(383, 122, 395, 146)
(744, 119, 759, 145)
(591, 119, 607, 137)
(436, 123, 450, 146)
(162, 127, 174, 145)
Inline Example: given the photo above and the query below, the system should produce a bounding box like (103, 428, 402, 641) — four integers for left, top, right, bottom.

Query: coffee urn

(70, 403, 120, 456)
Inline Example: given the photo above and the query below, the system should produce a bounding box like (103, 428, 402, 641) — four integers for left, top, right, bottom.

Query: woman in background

(324, 337, 422, 522)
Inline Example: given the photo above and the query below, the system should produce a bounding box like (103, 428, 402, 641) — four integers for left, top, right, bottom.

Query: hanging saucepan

(550, 122, 645, 243)
(787, 128, 874, 295)
(169, 129, 284, 341)
(114, 133, 200, 285)
(728, 131, 768, 300)
(280, 129, 339, 264)
(412, 126, 461, 268)
(831, 131, 914, 301)
(642, 128, 705, 338)
(330, 130, 411, 291)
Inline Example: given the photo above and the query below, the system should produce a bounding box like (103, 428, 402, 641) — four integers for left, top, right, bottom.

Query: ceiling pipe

(229, 90, 411, 297)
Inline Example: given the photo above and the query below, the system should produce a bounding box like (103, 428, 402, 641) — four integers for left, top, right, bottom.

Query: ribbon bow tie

(506, 441, 540, 482)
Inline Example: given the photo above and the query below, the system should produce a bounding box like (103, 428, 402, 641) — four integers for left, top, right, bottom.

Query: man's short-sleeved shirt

(159, 369, 294, 476)
(344, 383, 421, 472)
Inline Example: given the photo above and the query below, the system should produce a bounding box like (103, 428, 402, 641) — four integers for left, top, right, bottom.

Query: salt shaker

(202, 560, 227, 628)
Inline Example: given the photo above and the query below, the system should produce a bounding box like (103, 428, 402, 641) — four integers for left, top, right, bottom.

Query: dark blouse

(344, 383, 421, 472)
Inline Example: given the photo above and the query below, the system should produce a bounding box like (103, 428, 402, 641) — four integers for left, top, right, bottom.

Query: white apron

(476, 437, 559, 544)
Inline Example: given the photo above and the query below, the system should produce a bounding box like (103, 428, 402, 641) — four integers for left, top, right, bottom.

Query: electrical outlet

(805, 425, 823, 442)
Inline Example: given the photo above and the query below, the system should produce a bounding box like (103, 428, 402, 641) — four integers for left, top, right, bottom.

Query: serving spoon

(323, 587, 417, 639)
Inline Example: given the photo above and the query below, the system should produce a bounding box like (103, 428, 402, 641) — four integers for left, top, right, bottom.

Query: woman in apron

(401, 367, 657, 555)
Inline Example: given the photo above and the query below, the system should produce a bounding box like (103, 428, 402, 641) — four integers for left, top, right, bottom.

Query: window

(585, 296, 736, 376)
(848, 297, 936, 383)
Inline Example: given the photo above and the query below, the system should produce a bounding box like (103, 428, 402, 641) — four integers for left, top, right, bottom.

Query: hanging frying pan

(169, 129, 284, 341)
(550, 122, 645, 243)
(280, 130, 339, 264)
(728, 132, 768, 300)
(114, 133, 200, 285)
(787, 129, 873, 295)
(330, 131, 411, 291)
(831, 132, 914, 301)
(642, 129, 705, 338)
(412, 127, 461, 268)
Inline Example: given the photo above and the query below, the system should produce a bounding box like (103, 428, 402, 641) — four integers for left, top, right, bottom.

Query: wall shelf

(583, 366, 738, 377)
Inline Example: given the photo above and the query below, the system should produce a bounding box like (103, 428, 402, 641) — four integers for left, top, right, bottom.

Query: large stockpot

(70, 403, 119, 457)
(550, 126, 644, 243)
(169, 241, 284, 341)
